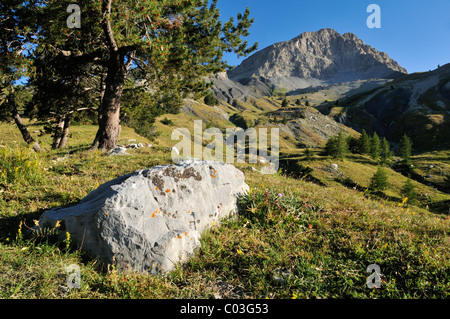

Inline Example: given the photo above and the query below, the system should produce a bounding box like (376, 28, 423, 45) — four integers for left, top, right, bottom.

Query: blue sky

(217, 0, 450, 73)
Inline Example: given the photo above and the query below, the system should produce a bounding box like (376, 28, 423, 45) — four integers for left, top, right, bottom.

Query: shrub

(160, 117, 174, 126)
(0, 147, 42, 185)
(204, 91, 218, 106)
(229, 113, 250, 129)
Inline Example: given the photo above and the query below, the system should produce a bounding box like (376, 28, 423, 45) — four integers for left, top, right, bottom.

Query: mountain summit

(228, 28, 407, 89)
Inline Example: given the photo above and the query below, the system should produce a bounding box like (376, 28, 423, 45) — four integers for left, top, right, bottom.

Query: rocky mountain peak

(228, 28, 407, 90)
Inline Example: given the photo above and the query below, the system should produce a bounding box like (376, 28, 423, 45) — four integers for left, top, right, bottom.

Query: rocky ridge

(227, 28, 407, 90)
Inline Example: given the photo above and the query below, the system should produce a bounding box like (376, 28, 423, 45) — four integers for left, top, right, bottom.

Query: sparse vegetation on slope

(0, 119, 448, 299)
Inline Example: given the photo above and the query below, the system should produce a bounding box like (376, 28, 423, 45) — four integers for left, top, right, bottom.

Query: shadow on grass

(427, 199, 450, 215)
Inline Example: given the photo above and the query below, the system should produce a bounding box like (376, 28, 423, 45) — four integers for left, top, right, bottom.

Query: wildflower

(17, 221, 23, 239)
(398, 197, 408, 207)
(65, 232, 71, 250)
(278, 193, 283, 198)
(236, 249, 243, 255)
(292, 292, 298, 299)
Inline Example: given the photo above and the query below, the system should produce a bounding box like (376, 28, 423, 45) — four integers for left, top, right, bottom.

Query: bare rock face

(36, 160, 249, 274)
(228, 28, 407, 89)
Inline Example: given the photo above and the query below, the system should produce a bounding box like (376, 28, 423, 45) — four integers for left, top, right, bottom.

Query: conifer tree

(325, 132, 348, 160)
(380, 137, 393, 165)
(0, 0, 42, 151)
(369, 166, 388, 191)
(35, 0, 258, 150)
(401, 175, 417, 203)
(359, 129, 371, 155)
(397, 134, 413, 166)
(370, 132, 381, 160)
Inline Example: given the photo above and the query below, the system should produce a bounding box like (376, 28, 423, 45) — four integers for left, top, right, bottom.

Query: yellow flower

(65, 232, 71, 250)
(236, 249, 243, 255)
(292, 292, 298, 299)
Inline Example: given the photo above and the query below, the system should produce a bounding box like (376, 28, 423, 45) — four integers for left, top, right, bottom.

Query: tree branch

(102, 0, 118, 51)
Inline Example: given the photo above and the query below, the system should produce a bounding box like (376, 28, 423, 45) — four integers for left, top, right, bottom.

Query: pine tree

(347, 135, 360, 154)
(281, 98, 289, 108)
(380, 137, 393, 165)
(359, 129, 371, 154)
(369, 166, 389, 191)
(370, 132, 381, 160)
(325, 132, 348, 159)
(34, 0, 258, 151)
(397, 134, 413, 166)
(303, 148, 313, 161)
(0, 1, 41, 151)
(401, 175, 417, 203)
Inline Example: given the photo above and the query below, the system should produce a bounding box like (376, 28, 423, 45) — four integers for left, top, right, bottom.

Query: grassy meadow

(0, 118, 449, 299)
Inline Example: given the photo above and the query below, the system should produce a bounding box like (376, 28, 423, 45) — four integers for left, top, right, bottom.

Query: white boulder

(36, 160, 249, 274)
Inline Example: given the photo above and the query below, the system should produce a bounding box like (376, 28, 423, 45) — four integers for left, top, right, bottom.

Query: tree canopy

(1, 0, 258, 150)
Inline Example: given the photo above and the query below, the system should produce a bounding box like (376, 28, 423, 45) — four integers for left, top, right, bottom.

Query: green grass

(0, 119, 449, 299)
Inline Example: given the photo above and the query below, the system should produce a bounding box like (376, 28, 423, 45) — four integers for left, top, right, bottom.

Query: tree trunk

(57, 114, 72, 149)
(90, 72, 107, 150)
(52, 117, 65, 149)
(91, 52, 125, 151)
(9, 93, 41, 152)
